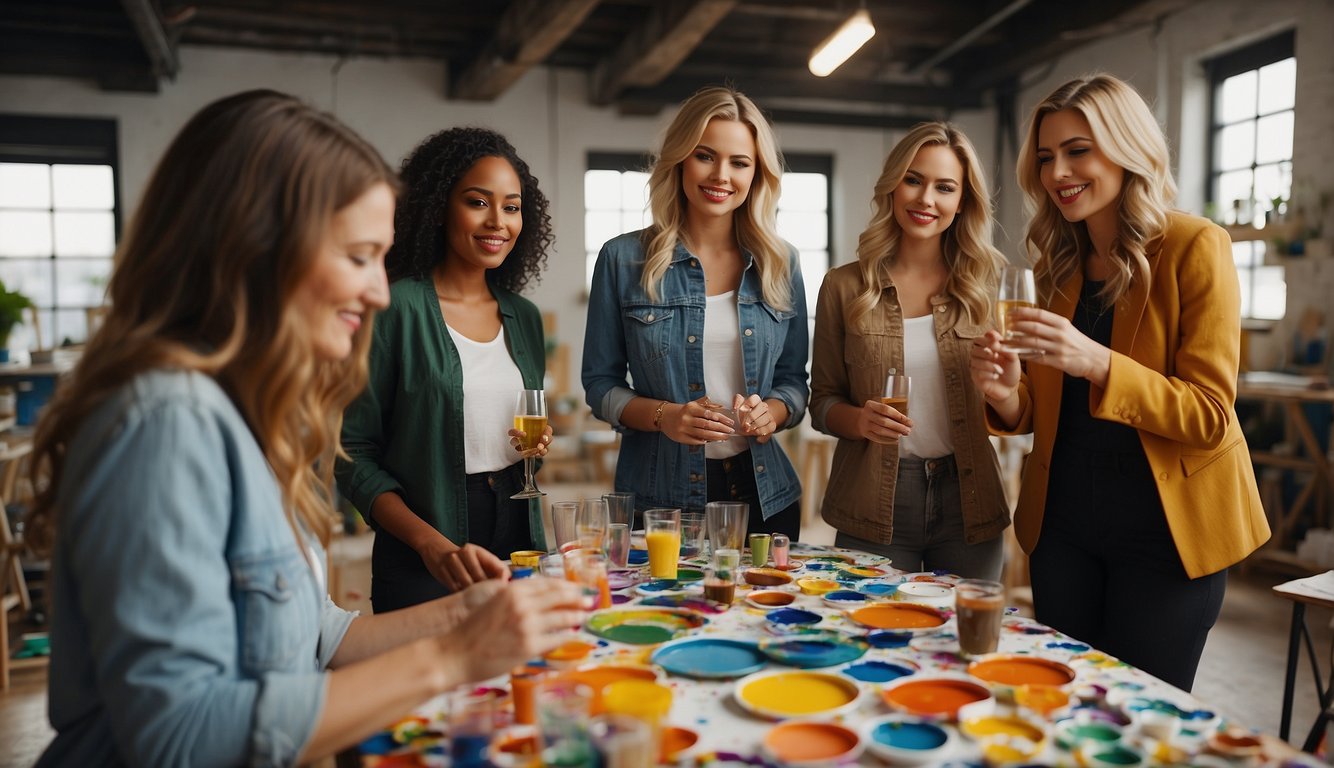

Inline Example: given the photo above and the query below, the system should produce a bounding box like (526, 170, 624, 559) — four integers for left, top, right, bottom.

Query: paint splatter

(1047, 641, 1090, 652)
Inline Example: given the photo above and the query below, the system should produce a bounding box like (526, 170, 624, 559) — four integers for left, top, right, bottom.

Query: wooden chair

(1, 438, 42, 690)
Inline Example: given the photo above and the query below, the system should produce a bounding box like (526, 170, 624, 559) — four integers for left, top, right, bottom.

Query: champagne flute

(998, 265, 1040, 358)
(511, 389, 547, 499)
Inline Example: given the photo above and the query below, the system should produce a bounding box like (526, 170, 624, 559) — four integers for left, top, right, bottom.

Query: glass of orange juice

(643, 508, 681, 580)
(564, 550, 612, 609)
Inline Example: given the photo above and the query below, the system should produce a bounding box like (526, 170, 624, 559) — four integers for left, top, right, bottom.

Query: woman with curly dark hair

(338, 127, 557, 612)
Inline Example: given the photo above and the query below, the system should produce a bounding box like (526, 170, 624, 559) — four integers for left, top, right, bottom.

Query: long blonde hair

(27, 90, 397, 554)
(1016, 74, 1176, 306)
(643, 85, 791, 310)
(852, 121, 1004, 328)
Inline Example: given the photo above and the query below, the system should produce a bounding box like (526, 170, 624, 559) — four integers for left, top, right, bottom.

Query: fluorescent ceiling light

(808, 9, 876, 77)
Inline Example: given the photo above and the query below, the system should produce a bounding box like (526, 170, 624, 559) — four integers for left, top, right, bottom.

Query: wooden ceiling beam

(119, 0, 178, 79)
(618, 73, 984, 110)
(451, 0, 602, 101)
(590, 0, 737, 106)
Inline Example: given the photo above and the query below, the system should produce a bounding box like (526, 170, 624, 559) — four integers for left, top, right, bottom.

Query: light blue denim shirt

(582, 231, 809, 518)
(37, 369, 356, 767)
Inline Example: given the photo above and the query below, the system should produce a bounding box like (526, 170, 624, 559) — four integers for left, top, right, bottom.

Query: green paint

(599, 623, 677, 644)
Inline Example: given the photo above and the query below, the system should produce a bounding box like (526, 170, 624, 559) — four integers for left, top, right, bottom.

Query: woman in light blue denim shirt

(26, 91, 584, 767)
(582, 86, 809, 538)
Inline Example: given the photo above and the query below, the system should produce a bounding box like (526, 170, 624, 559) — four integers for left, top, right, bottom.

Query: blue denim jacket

(582, 231, 809, 518)
(37, 370, 356, 767)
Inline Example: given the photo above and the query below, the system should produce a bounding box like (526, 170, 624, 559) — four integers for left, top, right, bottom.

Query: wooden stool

(1, 438, 45, 690)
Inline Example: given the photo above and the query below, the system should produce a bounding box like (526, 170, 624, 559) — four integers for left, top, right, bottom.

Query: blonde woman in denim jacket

(582, 86, 809, 539)
(811, 122, 1010, 579)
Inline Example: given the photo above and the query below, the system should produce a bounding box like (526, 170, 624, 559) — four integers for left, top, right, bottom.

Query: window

(0, 115, 119, 348)
(1206, 31, 1294, 321)
(583, 151, 833, 315)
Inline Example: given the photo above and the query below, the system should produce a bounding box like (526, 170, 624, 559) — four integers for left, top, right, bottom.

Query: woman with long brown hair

(28, 90, 583, 766)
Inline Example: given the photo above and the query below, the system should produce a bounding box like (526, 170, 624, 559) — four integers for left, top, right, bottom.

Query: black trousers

(371, 461, 533, 614)
(1029, 447, 1226, 691)
(705, 449, 801, 541)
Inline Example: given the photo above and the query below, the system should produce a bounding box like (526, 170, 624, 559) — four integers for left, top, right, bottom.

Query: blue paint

(760, 634, 867, 668)
(866, 630, 912, 648)
(858, 582, 898, 597)
(628, 549, 648, 565)
(358, 733, 398, 755)
(766, 607, 821, 625)
(1046, 641, 1090, 652)
(652, 637, 766, 678)
(805, 561, 837, 571)
(639, 579, 679, 592)
(824, 590, 867, 603)
(842, 660, 914, 683)
(450, 734, 491, 767)
(871, 721, 948, 750)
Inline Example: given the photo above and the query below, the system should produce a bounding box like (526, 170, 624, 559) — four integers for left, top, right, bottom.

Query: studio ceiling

(1, 0, 1198, 128)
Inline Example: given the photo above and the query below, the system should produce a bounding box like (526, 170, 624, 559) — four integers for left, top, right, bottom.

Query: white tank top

(446, 323, 526, 473)
(899, 314, 953, 459)
(703, 291, 747, 459)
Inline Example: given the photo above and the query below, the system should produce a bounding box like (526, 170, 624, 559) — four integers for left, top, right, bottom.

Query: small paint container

(510, 550, 544, 569)
(1014, 683, 1076, 721)
(1053, 715, 1123, 752)
(959, 715, 1047, 765)
(856, 581, 899, 599)
(660, 725, 699, 763)
(893, 580, 955, 609)
(822, 589, 869, 608)
(840, 658, 918, 684)
(763, 720, 863, 766)
(743, 567, 794, 587)
(796, 577, 840, 595)
(1077, 741, 1145, 768)
(1206, 728, 1264, 760)
(880, 675, 995, 722)
(746, 589, 796, 609)
(862, 714, 955, 766)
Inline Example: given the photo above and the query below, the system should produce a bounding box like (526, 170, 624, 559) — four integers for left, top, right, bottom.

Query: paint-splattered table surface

(354, 543, 1317, 767)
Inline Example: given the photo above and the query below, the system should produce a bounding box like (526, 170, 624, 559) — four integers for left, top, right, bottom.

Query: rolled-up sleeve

(336, 311, 404, 528)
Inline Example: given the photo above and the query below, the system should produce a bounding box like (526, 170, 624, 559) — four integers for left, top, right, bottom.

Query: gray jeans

(834, 455, 1004, 580)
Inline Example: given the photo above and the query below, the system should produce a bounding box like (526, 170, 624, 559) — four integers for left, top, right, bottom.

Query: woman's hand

(660, 397, 734, 445)
(969, 330, 1022, 402)
(1008, 307, 1112, 386)
(421, 540, 510, 592)
(440, 578, 588, 683)
(509, 424, 553, 458)
(856, 398, 912, 445)
(733, 394, 788, 444)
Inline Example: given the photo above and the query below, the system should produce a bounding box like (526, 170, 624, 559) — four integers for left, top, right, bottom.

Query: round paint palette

(880, 676, 995, 721)
(763, 721, 863, 766)
(846, 602, 947, 632)
(841, 658, 919, 683)
(967, 654, 1076, 692)
(764, 607, 822, 627)
(796, 577, 840, 595)
(856, 581, 899, 598)
(637, 593, 729, 614)
(758, 630, 868, 668)
(822, 589, 869, 607)
(892, 580, 955, 609)
(794, 552, 856, 564)
(674, 567, 705, 583)
(862, 714, 956, 766)
(801, 561, 839, 572)
(743, 567, 795, 587)
(651, 636, 766, 679)
(585, 607, 708, 645)
(734, 669, 862, 720)
(900, 571, 960, 584)
(959, 714, 1047, 763)
(557, 665, 659, 714)
(745, 590, 796, 609)
(634, 579, 695, 597)
(839, 564, 890, 579)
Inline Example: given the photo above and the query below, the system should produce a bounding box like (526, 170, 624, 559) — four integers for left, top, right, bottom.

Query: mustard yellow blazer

(989, 212, 1270, 578)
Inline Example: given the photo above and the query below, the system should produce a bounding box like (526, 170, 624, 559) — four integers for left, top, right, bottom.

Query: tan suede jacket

(810, 262, 1010, 545)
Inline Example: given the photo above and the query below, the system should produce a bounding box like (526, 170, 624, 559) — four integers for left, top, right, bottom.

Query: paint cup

(713, 547, 741, 572)
(703, 564, 736, 606)
(511, 666, 546, 726)
(771, 533, 790, 567)
(538, 679, 595, 768)
(705, 501, 748, 555)
(511, 550, 544, 570)
(603, 491, 636, 530)
(606, 523, 631, 569)
(564, 550, 612, 609)
(748, 533, 772, 567)
(955, 578, 1005, 658)
(551, 501, 581, 554)
(644, 508, 681, 580)
(578, 498, 610, 552)
(883, 374, 910, 417)
(680, 512, 705, 558)
(450, 688, 498, 768)
(601, 680, 673, 762)
(589, 713, 654, 768)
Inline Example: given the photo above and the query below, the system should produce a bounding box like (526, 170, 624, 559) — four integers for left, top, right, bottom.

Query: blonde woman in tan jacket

(811, 121, 1010, 580)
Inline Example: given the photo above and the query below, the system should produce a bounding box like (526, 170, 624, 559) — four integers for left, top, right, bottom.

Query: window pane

(799, 249, 827, 313)
(52, 164, 114, 210)
(780, 173, 829, 211)
(778, 210, 829, 250)
(1253, 163, 1292, 211)
(1215, 122, 1254, 171)
(54, 258, 112, 306)
(52, 307, 91, 345)
(1255, 111, 1294, 164)
(1233, 241, 1259, 269)
(53, 211, 115, 257)
(1217, 70, 1257, 123)
(0, 258, 54, 307)
(584, 170, 621, 210)
(0, 211, 53, 257)
(621, 210, 649, 234)
(0, 163, 51, 209)
(1258, 58, 1296, 114)
(585, 210, 622, 253)
(621, 172, 650, 211)
(1252, 265, 1285, 320)
(1216, 169, 1253, 209)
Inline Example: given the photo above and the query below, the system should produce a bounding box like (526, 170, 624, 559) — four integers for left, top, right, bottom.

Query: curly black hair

(387, 126, 553, 293)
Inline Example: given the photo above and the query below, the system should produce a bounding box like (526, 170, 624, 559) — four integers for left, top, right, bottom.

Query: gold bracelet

(652, 400, 669, 430)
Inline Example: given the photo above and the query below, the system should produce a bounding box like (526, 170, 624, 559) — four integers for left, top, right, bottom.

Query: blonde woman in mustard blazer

(970, 74, 1269, 691)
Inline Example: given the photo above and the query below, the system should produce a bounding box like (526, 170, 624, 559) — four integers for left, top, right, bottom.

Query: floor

(3, 499, 1331, 767)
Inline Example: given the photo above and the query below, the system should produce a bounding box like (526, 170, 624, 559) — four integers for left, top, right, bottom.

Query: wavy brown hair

(27, 90, 397, 554)
(1016, 74, 1176, 306)
(852, 121, 1005, 328)
(643, 85, 791, 310)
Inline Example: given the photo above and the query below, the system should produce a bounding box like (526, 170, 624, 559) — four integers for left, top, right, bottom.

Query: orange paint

(764, 722, 860, 762)
(749, 591, 794, 606)
(544, 640, 596, 662)
(882, 679, 989, 717)
(558, 666, 658, 714)
(968, 657, 1075, 686)
(660, 726, 699, 762)
(848, 603, 945, 629)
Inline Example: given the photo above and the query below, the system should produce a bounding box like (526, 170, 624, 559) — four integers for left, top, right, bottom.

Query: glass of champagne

(998, 265, 1039, 358)
(511, 389, 547, 499)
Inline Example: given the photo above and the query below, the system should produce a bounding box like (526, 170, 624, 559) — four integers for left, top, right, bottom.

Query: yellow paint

(740, 673, 855, 715)
(646, 530, 680, 579)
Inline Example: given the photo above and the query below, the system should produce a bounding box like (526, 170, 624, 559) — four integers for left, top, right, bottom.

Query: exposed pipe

(119, 0, 179, 79)
(909, 0, 1033, 77)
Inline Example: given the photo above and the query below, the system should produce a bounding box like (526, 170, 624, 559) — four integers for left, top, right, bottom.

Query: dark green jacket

(336, 276, 547, 547)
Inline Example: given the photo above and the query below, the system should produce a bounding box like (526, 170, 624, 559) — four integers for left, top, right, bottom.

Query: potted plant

(0, 279, 33, 363)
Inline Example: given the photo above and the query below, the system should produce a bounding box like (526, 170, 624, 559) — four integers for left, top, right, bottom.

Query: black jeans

(705, 449, 801, 541)
(1029, 447, 1226, 691)
(371, 461, 533, 614)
